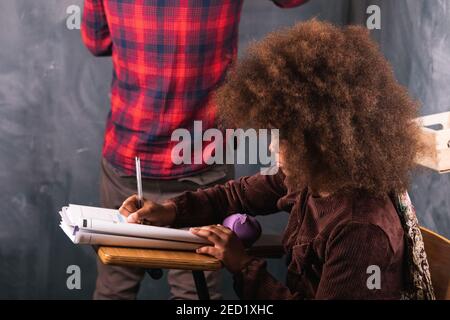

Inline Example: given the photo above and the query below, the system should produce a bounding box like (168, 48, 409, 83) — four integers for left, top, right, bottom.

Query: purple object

(222, 214, 262, 247)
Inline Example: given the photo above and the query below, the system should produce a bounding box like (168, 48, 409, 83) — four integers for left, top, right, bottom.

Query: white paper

(64, 204, 209, 244)
(58, 204, 210, 251)
(59, 223, 202, 250)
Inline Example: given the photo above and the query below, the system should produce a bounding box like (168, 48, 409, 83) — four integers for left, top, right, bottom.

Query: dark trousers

(94, 158, 234, 300)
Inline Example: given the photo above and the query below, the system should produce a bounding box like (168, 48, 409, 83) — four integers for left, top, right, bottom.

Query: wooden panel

(420, 227, 450, 300)
(99, 247, 222, 271)
(415, 112, 450, 173)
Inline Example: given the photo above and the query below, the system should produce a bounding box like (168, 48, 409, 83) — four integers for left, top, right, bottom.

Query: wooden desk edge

(98, 243, 285, 272)
(98, 247, 222, 271)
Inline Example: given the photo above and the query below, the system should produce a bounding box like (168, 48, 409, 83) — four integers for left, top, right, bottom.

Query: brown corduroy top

(171, 170, 406, 299)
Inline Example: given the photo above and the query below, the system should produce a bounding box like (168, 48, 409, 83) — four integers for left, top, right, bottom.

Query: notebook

(59, 204, 210, 251)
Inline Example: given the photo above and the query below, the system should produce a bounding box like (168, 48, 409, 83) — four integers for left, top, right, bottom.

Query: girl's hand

(119, 194, 176, 226)
(190, 224, 253, 274)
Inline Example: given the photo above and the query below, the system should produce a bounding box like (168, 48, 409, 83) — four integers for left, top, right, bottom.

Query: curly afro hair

(215, 20, 424, 197)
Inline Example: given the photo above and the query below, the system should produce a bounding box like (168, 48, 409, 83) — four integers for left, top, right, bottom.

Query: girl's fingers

(190, 225, 232, 240)
(205, 225, 232, 240)
(196, 246, 221, 259)
(213, 224, 233, 234)
(126, 212, 141, 223)
(126, 207, 150, 223)
(190, 227, 224, 245)
(119, 195, 138, 216)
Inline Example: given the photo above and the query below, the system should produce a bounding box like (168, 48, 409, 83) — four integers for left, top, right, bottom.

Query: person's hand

(119, 194, 177, 226)
(190, 224, 253, 274)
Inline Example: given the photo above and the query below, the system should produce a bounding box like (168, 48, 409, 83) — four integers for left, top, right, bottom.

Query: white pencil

(135, 156, 143, 209)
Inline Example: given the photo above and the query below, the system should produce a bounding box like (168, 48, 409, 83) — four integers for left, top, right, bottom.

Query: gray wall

(0, 0, 448, 299)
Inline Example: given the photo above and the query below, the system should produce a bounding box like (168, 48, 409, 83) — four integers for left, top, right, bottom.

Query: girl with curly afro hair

(121, 20, 428, 299)
(216, 20, 423, 197)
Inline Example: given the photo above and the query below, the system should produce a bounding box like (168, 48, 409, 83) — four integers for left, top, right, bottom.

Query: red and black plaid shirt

(81, 0, 308, 179)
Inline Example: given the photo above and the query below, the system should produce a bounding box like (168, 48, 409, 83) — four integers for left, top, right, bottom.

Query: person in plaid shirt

(81, 0, 308, 300)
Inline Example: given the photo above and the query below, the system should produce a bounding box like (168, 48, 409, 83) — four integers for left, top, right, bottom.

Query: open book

(59, 204, 210, 251)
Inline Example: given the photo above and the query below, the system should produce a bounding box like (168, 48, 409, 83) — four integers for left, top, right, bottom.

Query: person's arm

(119, 170, 288, 227)
(271, 0, 310, 8)
(315, 222, 397, 299)
(191, 225, 301, 299)
(81, 0, 112, 56)
(171, 170, 288, 228)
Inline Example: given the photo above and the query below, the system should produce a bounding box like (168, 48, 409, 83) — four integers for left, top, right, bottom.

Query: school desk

(98, 234, 284, 300)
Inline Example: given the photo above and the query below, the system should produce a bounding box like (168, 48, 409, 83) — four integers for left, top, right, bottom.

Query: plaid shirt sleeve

(272, 0, 309, 8)
(81, 0, 112, 56)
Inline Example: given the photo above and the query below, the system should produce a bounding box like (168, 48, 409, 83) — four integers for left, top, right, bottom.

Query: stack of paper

(59, 204, 210, 251)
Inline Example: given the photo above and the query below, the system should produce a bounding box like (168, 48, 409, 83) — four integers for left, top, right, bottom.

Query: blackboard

(0, 0, 448, 299)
